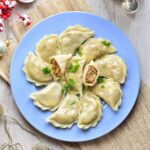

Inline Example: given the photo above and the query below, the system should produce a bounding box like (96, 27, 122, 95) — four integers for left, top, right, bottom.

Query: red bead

(2, 15, 7, 20)
(0, 4, 4, 9)
(6, 11, 11, 17)
(26, 22, 31, 26)
(0, 1, 17, 21)
(1, 0, 6, 3)
(2, 5, 7, 10)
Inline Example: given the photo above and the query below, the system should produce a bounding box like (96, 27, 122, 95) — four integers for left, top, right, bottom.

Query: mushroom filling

(50, 58, 62, 78)
(85, 66, 97, 84)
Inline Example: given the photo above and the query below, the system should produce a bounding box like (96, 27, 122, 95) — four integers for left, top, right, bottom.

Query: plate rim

(10, 11, 141, 142)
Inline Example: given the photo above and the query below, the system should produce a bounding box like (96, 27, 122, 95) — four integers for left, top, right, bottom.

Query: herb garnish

(42, 67, 51, 75)
(62, 79, 76, 95)
(101, 40, 111, 47)
(97, 76, 106, 84)
(68, 62, 80, 73)
(76, 48, 82, 56)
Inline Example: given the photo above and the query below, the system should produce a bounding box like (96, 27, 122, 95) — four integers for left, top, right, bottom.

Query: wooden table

(0, 0, 149, 149)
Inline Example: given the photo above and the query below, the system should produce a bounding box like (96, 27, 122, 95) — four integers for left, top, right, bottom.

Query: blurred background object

(122, 0, 139, 14)
(17, 0, 36, 3)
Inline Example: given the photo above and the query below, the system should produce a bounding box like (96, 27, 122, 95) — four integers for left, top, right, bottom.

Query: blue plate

(10, 12, 140, 142)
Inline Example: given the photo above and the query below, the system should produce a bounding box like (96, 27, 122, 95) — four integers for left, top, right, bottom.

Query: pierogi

(47, 94, 80, 128)
(66, 55, 85, 95)
(78, 91, 102, 129)
(95, 54, 127, 83)
(30, 82, 63, 111)
(80, 38, 116, 63)
(92, 78, 122, 111)
(59, 25, 94, 55)
(35, 34, 60, 62)
(23, 52, 52, 86)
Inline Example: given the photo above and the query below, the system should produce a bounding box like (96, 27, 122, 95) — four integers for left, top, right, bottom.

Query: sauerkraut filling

(85, 66, 98, 84)
(50, 58, 62, 78)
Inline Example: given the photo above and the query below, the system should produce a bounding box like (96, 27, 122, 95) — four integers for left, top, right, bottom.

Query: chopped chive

(68, 79, 76, 87)
(101, 40, 111, 47)
(68, 63, 80, 73)
(61, 79, 76, 95)
(97, 76, 106, 84)
(42, 67, 51, 75)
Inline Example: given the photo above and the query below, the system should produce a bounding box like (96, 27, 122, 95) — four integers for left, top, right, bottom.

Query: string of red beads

(0, 0, 17, 20)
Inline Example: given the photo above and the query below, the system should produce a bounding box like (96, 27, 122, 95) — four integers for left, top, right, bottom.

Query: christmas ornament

(19, 14, 32, 26)
(0, 0, 32, 57)
(17, 0, 36, 3)
(0, 0, 32, 32)
(0, 0, 17, 21)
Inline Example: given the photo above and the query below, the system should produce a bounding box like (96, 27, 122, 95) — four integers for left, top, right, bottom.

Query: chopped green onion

(68, 63, 80, 73)
(76, 48, 82, 56)
(97, 76, 106, 84)
(61, 84, 70, 95)
(68, 79, 76, 87)
(42, 67, 51, 75)
(61, 79, 76, 95)
(101, 40, 111, 47)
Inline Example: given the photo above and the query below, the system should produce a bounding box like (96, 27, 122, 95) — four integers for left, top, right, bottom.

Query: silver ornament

(17, 0, 36, 4)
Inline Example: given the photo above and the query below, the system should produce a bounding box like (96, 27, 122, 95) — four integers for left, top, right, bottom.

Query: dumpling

(82, 61, 99, 87)
(77, 91, 102, 129)
(65, 55, 85, 95)
(79, 38, 116, 63)
(59, 25, 94, 55)
(50, 54, 72, 80)
(30, 82, 63, 111)
(23, 52, 52, 86)
(95, 54, 127, 83)
(35, 34, 60, 62)
(92, 78, 122, 111)
(47, 94, 80, 128)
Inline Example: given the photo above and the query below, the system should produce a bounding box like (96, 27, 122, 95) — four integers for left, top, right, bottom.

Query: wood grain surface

(0, 0, 150, 149)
